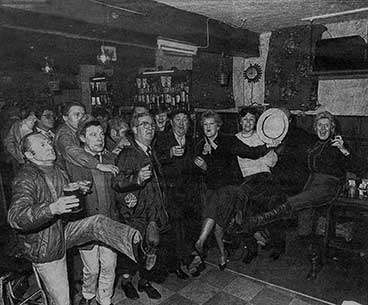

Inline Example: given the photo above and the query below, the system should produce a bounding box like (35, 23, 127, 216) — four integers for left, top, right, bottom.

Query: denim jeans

(34, 214, 141, 305)
(80, 245, 117, 305)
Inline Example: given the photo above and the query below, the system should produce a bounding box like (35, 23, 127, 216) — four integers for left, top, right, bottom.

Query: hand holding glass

(63, 181, 92, 213)
(194, 156, 207, 171)
(171, 145, 184, 157)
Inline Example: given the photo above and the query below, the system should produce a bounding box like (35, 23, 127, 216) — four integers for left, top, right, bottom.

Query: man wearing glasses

(112, 112, 168, 300)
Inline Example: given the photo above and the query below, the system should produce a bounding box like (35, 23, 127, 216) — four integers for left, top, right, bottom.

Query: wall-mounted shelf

(89, 75, 113, 107)
(310, 69, 368, 80)
(134, 69, 191, 112)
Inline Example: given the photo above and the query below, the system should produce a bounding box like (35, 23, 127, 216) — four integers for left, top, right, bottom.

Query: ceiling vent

(157, 37, 198, 56)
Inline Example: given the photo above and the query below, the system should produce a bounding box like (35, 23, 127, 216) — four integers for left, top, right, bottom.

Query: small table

(324, 196, 368, 258)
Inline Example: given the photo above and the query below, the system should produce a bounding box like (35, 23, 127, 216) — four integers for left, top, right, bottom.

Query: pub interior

(1, 1, 368, 305)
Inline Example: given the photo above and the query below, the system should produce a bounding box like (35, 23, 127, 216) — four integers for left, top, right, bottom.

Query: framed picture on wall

(101, 45, 117, 61)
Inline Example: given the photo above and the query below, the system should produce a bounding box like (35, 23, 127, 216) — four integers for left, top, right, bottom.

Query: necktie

(146, 146, 152, 157)
(94, 153, 102, 163)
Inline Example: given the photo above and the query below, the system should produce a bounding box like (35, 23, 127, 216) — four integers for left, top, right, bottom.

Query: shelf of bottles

(89, 75, 113, 107)
(134, 70, 192, 112)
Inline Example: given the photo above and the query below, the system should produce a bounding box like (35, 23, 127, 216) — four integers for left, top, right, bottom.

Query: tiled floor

(74, 263, 331, 305)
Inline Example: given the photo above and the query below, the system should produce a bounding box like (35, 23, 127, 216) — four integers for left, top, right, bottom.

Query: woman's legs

(214, 224, 228, 270)
(195, 218, 215, 253)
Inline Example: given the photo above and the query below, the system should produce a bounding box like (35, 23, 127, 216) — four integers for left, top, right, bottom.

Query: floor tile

(116, 298, 144, 305)
(136, 283, 175, 305)
(203, 291, 248, 305)
(160, 293, 198, 305)
(179, 280, 220, 305)
(161, 273, 193, 292)
(251, 287, 293, 305)
(289, 298, 314, 305)
(268, 285, 297, 299)
(294, 295, 328, 305)
(111, 287, 127, 304)
(223, 276, 264, 302)
(201, 268, 239, 289)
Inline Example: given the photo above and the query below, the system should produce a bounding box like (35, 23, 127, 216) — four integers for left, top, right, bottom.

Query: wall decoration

(101, 45, 117, 61)
(264, 24, 326, 110)
(244, 63, 262, 83)
(244, 63, 263, 104)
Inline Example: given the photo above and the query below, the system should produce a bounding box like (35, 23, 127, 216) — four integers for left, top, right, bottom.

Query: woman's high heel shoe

(218, 255, 229, 271)
(190, 242, 206, 277)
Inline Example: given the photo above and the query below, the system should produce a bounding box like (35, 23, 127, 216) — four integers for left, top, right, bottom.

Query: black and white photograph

(1, 1, 368, 305)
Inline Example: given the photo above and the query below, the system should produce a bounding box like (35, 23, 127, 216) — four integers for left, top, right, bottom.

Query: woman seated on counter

(193, 109, 279, 272)
(234, 106, 285, 261)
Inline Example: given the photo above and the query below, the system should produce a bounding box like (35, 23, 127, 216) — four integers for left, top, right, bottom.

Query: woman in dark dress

(193, 110, 270, 270)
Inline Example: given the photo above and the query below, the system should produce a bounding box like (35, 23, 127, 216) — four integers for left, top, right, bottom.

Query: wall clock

(244, 63, 262, 83)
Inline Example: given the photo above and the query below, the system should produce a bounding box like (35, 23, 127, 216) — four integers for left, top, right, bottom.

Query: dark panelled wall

(0, 28, 155, 107)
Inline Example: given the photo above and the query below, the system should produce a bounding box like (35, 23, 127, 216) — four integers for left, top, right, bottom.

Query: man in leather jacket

(7, 132, 142, 305)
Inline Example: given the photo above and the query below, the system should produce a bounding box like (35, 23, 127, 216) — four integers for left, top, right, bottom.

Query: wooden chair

(0, 261, 48, 305)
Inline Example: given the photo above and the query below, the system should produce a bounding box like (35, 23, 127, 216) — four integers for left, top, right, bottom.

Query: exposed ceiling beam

(302, 7, 368, 21)
(0, 23, 156, 50)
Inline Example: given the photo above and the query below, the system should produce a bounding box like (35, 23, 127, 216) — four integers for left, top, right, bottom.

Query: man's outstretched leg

(65, 215, 142, 262)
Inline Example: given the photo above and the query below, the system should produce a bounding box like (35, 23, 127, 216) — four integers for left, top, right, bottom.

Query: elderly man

(112, 112, 168, 300)
(8, 132, 142, 305)
(67, 116, 120, 305)
(155, 109, 198, 279)
(54, 101, 118, 176)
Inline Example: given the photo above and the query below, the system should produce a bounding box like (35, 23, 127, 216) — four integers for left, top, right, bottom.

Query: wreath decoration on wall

(243, 63, 262, 83)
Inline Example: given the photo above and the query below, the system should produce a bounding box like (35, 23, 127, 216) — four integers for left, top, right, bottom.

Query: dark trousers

(166, 185, 192, 263)
(287, 173, 340, 235)
(117, 253, 149, 283)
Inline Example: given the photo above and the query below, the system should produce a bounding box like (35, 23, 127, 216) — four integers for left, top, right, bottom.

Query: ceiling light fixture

(157, 37, 198, 56)
(157, 18, 211, 56)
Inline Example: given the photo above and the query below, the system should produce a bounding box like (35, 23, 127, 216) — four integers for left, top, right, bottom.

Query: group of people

(1, 100, 362, 305)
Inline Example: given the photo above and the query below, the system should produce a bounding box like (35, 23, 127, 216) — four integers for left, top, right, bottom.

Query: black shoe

(121, 281, 139, 300)
(138, 281, 161, 299)
(191, 261, 206, 277)
(174, 268, 189, 280)
(79, 298, 93, 305)
(218, 262, 227, 271)
(242, 237, 258, 264)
